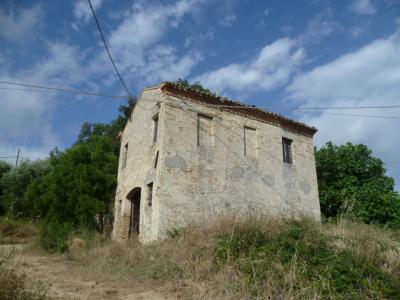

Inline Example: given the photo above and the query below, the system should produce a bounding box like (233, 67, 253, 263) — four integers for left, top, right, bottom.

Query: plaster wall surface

(112, 88, 165, 242)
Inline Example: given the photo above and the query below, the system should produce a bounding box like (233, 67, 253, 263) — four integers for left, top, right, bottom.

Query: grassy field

(1, 216, 400, 299)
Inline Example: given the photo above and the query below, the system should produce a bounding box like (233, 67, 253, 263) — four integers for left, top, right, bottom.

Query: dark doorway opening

(126, 187, 141, 237)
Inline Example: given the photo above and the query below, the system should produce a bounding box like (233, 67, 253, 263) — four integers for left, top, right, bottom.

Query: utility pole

(15, 149, 20, 168)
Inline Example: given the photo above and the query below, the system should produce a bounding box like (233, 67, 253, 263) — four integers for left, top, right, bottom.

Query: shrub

(39, 221, 71, 252)
(0, 217, 39, 244)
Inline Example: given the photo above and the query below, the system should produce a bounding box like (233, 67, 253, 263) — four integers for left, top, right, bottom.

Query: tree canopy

(0, 159, 52, 218)
(316, 142, 400, 226)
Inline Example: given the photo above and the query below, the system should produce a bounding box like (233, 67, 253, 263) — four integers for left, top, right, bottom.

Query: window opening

(244, 126, 257, 157)
(122, 143, 128, 168)
(197, 114, 213, 147)
(282, 137, 293, 164)
(147, 182, 153, 206)
(153, 115, 159, 144)
(154, 151, 159, 169)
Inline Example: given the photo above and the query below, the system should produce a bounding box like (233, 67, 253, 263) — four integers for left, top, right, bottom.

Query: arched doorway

(126, 187, 141, 237)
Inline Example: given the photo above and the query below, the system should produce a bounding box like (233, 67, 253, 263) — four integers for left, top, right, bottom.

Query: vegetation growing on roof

(173, 78, 216, 97)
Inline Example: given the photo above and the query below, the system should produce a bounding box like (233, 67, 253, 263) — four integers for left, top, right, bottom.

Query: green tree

(0, 161, 12, 214)
(0, 160, 52, 218)
(316, 142, 400, 226)
(30, 98, 135, 250)
(76, 96, 136, 157)
(31, 135, 118, 230)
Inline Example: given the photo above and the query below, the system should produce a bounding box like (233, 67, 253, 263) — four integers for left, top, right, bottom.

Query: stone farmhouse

(112, 82, 321, 243)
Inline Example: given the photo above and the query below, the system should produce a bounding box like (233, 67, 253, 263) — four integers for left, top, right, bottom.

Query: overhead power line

(165, 98, 400, 120)
(203, 103, 400, 110)
(293, 105, 400, 110)
(87, 0, 132, 97)
(299, 111, 400, 119)
(0, 80, 126, 99)
(125, 0, 157, 84)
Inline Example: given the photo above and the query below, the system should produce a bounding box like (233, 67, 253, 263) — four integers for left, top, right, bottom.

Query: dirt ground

(1, 244, 175, 300)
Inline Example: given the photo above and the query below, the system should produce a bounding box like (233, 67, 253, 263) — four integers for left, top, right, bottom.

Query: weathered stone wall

(112, 86, 321, 243)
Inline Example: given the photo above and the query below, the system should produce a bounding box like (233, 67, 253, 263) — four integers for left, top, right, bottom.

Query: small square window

(147, 182, 153, 206)
(282, 137, 293, 164)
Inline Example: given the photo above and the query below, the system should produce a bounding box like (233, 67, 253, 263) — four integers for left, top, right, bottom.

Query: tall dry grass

(0, 245, 48, 299)
(67, 217, 400, 299)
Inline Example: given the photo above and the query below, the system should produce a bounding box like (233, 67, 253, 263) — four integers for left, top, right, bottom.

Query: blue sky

(1, 0, 399, 188)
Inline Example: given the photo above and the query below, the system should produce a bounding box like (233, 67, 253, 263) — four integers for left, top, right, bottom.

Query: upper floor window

(153, 114, 159, 144)
(244, 126, 257, 157)
(122, 143, 128, 169)
(197, 114, 213, 147)
(282, 137, 293, 164)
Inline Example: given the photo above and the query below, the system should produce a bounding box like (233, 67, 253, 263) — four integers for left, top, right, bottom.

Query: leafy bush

(316, 142, 400, 226)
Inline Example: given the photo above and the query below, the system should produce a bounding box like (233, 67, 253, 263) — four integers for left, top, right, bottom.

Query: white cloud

(287, 32, 400, 184)
(349, 22, 370, 38)
(299, 17, 341, 44)
(88, 0, 205, 87)
(0, 43, 87, 159)
(0, 4, 41, 41)
(109, 0, 202, 56)
(73, 0, 102, 23)
(195, 38, 305, 94)
(219, 14, 237, 27)
(350, 0, 376, 15)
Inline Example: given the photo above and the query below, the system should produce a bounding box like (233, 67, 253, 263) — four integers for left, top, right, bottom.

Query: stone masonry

(112, 82, 321, 243)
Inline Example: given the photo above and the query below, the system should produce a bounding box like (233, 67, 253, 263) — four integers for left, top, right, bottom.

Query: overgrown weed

(67, 217, 400, 299)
